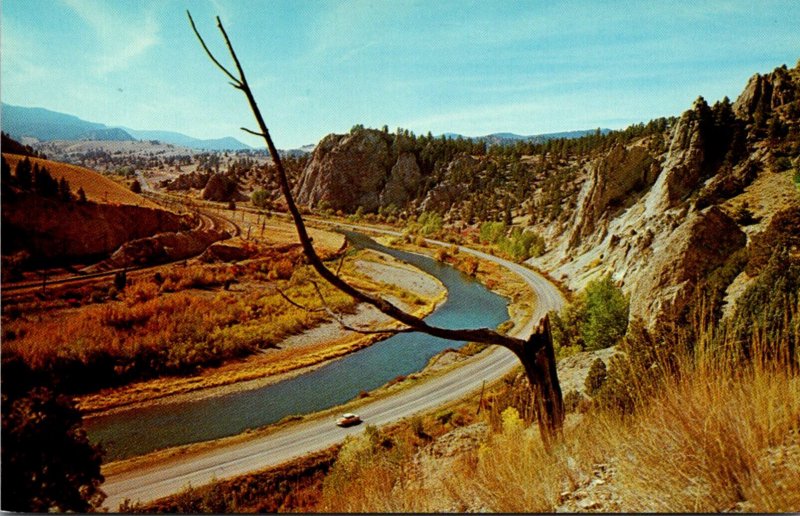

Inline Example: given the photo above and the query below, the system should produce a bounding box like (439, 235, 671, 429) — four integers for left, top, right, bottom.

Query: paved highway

(101, 225, 565, 509)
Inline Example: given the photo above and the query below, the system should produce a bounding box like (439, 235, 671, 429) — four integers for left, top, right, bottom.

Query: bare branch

(241, 127, 267, 137)
(335, 242, 348, 277)
(280, 282, 411, 335)
(309, 281, 414, 336)
(277, 288, 324, 313)
(189, 12, 564, 439)
(215, 16, 250, 86)
(188, 12, 529, 355)
(186, 11, 241, 85)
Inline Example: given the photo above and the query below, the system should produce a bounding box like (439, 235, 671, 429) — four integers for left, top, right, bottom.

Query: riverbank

(79, 248, 446, 416)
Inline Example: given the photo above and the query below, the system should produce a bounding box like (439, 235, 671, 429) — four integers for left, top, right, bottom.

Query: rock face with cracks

(628, 206, 746, 323)
(294, 130, 394, 213)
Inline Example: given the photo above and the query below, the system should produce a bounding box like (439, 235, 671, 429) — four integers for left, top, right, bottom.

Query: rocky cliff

(530, 62, 800, 325)
(293, 62, 800, 326)
(294, 130, 395, 212)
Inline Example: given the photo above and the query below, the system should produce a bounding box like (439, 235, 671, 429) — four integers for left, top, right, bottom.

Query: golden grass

(3, 153, 159, 208)
(210, 208, 345, 253)
(315, 345, 800, 512)
(3, 260, 358, 398)
(0, 247, 446, 414)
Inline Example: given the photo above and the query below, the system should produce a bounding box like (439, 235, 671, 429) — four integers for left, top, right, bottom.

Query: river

(86, 232, 509, 461)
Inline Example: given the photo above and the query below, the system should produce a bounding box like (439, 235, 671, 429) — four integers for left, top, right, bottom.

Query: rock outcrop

(417, 155, 478, 214)
(531, 63, 800, 326)
(643, 98, 710, 218)
(733, 64, 800, 120)
(198, 240, 257, 263)
(100, 228, 230, 268)
(380, 152, 422, 208)
(162, 170, 211, 191)
(569, 144, 659, 248)
(294, 130, 393, 212)
(628, 206, 746, 323)
(201, 173, 245, 202)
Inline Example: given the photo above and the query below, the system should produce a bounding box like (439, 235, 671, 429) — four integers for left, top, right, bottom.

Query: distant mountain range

(1, 103, 611, 154)
(442, 129, 612, 146)
(1, 103, 253, 151)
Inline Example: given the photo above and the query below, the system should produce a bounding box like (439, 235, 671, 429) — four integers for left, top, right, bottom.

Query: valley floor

(78, 249, 447, 416)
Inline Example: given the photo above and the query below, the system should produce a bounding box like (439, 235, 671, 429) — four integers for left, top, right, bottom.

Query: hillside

(2, 154, 158, 208)
(123, 128, 253, 151)
(294, 62, 800, 327)
(1, 152, 196, 267)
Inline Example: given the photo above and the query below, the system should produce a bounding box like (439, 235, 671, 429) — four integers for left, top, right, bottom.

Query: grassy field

(1, 242, 445, 414)
(3, 153, 159, 208)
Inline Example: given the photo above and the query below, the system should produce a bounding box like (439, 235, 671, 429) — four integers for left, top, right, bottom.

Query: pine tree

(76, 187, 87, 203)
(16, 157, 32, 189)
(58, 177, 72, 202)
(33, 166, 58, 198)
(1, 156, 11, 185)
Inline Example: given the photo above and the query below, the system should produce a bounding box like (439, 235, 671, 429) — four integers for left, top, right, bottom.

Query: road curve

(101, 225, 565, 509)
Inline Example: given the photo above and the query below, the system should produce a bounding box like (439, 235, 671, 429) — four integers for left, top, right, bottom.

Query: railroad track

(2, 194, 240, 297)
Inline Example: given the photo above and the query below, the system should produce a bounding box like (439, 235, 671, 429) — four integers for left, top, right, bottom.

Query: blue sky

(2, 1, 799, 149)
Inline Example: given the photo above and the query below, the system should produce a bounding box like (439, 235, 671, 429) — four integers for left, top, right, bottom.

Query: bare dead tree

(187, 12, 564, 443)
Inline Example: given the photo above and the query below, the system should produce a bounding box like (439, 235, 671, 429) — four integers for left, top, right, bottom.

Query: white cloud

(62, 0, 160, 75)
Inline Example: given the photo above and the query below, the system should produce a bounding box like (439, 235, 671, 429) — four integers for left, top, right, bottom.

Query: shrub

(774, 156, 792, 171)
(584, 358, 607, 395)
(551, 296, 587, 351)
(581, 274, 629, 351)
(416, 211, 443, 236)
(593, 319, 676, 414)
(563, 390, 585, 413)
(434, 248, 449, 262)
(1, 360, 104, 512)
(479, 221, 506, 244)
(500, 406, 524, 435)
(251, 189, 270, 208)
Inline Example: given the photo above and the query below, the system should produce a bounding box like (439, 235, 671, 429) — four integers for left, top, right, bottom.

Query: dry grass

(3, 257, 358, 398)
(614, 363, 800, 512)
(3, 153, 159, 208)
(314, 344, 800, 512)
(209, 208, 345, 253)
(2, 246, 445, 413)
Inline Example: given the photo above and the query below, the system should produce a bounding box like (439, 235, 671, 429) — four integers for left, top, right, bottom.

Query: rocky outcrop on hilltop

(294, 130, 395, 212)
(733, 64, 800, 120)
(533, 62, 800, 325)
